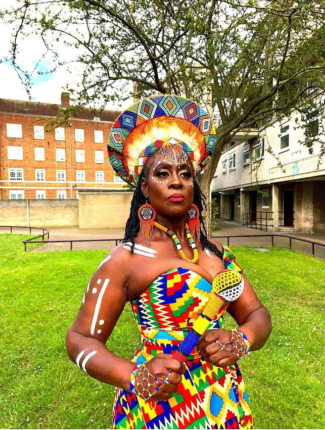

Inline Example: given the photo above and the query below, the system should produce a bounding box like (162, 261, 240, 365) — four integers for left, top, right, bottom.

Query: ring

(163, 369, 172, 385)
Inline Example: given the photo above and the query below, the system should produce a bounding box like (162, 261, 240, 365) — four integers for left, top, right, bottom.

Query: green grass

(0, 234, 325, 429)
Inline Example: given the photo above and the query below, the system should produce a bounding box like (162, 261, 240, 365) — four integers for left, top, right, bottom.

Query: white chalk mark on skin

(76, 351, 84, 368)
(90, 279, 110, 335)
(124, 242, 157, 254)
(82, 350, 97, 373)
(188, 181, 194, 187)
(152, 161, 161, 172)
(97, 255, 111, 270)
(86, 282, 90, 292)
(99, 320, 104, 325)
(205, 249, 211, 257)
(92, 288, 97, 294)
(97, 279, 101, 284)
(123, 246, 155, 258)
(97, 330, 102, 334)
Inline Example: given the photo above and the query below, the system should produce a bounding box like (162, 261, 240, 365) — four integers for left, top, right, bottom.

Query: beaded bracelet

(129, 363, 171, 400)
(230, 329, 250, 359)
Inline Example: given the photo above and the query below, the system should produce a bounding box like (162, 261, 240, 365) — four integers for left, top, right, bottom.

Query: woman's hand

(196, 329, 238, 367)
(138, 354, 186, 402)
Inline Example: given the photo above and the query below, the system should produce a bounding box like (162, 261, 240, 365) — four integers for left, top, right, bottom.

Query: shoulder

(94, 243, 133, 283)
(208, 238, 224, 254)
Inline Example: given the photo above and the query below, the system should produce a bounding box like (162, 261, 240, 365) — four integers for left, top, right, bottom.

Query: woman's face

(141, 150, 194, 218)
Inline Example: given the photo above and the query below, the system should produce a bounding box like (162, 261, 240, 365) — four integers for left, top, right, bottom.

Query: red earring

(187, 204, 200, 243)
(138, 201, 156, 246)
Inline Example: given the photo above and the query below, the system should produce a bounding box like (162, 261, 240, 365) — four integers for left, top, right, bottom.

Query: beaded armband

(230, 329, 250, 359)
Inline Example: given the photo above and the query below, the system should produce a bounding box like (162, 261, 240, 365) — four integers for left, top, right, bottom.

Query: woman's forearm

(237, 306, 272, 351)
(66, 329, 134, 391)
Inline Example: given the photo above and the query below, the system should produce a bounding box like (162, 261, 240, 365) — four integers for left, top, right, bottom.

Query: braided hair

(122, 173, 223, 260)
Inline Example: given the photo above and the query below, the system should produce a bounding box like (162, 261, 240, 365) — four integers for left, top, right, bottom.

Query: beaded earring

(138, 201, 156, 246)
(187, 204, 200, 244)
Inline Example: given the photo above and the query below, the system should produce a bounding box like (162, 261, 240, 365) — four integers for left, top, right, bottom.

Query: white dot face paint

(188, 181, 194, 187)
(97, 330, 102, 334)
(92, 288, 97, 294)
(97, 279, 101, 284)
(99, 320, 104, 325)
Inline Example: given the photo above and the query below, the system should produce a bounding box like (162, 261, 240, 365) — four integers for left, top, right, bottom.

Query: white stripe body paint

(81, 350, 97, 373)
(90, 279, 110, 335)
(97, 255, 111, 269)
(205, 249, 211, 257)
(124, 242, 157, 254)
(123, 246, 155, 258)
(76, 351, 84, 368)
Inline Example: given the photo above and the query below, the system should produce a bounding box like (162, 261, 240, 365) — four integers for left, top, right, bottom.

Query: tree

(2, 0, 325, 233)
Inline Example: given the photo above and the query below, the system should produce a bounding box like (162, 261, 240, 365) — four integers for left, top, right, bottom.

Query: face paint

(97, 254, 111, 270)
(92, 288, 97, 294)
(81, 350, 97, 373)
(123, 245, 156, 258)
(90, 279, 110, 335)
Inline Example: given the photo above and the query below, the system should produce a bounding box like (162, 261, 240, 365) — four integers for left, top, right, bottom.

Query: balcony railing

(242, 211, 274, 231)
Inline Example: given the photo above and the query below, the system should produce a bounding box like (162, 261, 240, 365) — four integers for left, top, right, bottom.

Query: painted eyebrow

(155, 162, 191, 169)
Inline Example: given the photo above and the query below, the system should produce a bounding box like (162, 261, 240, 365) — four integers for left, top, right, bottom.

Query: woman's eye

(157, 171, 169, 178)
(180, 171, 192, 178)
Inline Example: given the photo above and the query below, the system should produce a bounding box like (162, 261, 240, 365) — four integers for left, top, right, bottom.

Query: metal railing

(0, 225, 49, 241)
(242, 212, 274, 231)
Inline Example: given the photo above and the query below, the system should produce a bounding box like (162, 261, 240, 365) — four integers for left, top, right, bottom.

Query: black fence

(242, 212, 274, 231)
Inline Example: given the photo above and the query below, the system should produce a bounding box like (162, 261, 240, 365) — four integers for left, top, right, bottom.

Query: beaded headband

(108, 95, 217, 186)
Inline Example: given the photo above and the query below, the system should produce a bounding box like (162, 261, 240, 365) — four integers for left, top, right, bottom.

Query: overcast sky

(0, 1, 131, 110)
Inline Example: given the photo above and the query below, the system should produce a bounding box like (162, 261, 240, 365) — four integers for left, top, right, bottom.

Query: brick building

(0, 93, 122, 200)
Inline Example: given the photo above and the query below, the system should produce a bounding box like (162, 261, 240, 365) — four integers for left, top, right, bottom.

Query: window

(236, 195, 241, 207)
(9, 190, 24, 199)
(75, 129, 84, 142)
(243, 145, 250, 165)
(56, 148, 66, 162)
(7, 124, 22, 138)
(35, 147, 45, 161)
(76, 170, 85, 182)
(93, 117, 100, 122)
(35, 169, 45, 181)
(7, 146, 23, 160)
(253, 138, 264, 161)
(36, 190, 46, 199)
(221, 159, 227, 173)
(55, 127, 65, 141)
(34, 126, 44, 140)
(279, 126, 289, 151)
(96, 171, 104, 183)
(262, 190, 270, 208)
(76, 149, 85, 163)
(57, 191, 67, 199)
(94, 130, 103, 143)
(114, 175, 125, 183)
(305, 110, 319, 139)
(9, 168, 23, 181)
(228, 153, 236, 171)
(56, 170, 66, 182)
(95, 150, 104, 163)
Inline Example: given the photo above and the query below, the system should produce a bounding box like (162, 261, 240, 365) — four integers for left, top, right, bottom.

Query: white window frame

(9, 190, 24, 199)
(56, 148, 66, 162)
(95, 150, 104, 163)
(228, 153, 236, 171)
(9, 168, 24, 181)
(76, 170, 86, 182)
(35, 147, 45, 161)
(55, 127, 65, 141)
(7, 124, 22, 138)
(34, 126, 44, 140)
(221, 159, 227, 173)
(36, 190, 46, 199)
(7, 146, 23, 160)
(262, 190, 270, 209)
(236, 195, 241, 207)
(113, 175, 124, 183)
(94, 130, 104, 143)
(243, 145, 250, 165)
(279, 126, 289, 152)
(253, 138, 265, 161)
(56, 170, 66, 182)
(35, 169, 45, 182)
(96, 171, 104, 183)
(75, 129, 85, 142)
(57, 190, 67, 199)
(76, 149, 85, 163)
(93, 117, 100, 122)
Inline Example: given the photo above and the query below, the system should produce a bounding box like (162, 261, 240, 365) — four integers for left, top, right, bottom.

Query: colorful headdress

(108, 95, 217, 186)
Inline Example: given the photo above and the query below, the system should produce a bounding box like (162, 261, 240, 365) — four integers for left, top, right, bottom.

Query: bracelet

(129, 362, 171, 400)
(230, 329, 250, 359)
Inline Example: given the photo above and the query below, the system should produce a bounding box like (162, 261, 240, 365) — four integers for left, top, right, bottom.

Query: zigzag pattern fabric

(108, 95, 217, 186)
(112, 247, 252, 429)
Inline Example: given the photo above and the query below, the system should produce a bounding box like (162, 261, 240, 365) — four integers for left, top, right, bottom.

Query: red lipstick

(168, 194, 184, 202)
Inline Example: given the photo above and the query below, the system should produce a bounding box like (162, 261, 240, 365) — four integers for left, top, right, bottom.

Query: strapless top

(131, 245, 243, 356)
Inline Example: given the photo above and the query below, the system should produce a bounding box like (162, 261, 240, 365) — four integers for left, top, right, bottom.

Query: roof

(0, 98, 121, 122)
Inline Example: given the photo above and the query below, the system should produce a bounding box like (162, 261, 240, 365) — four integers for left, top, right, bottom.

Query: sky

(0, 1, 131, 111)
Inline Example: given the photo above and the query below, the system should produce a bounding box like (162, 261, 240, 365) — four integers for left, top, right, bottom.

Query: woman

(66, 95, 271, 429)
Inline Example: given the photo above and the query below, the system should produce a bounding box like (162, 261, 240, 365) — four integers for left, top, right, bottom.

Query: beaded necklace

(154, 221, 199, 264)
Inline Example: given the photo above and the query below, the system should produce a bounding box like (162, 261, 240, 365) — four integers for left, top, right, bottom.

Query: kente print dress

(112, 246, 253, 429)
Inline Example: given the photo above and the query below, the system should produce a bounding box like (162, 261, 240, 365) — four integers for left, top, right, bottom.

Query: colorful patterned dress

(112, 246, 253, 429)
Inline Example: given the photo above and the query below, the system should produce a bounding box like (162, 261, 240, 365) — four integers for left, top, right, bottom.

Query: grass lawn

(0, 234, 325, 429)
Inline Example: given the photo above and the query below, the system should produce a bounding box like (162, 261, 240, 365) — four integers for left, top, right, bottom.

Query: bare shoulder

(93, 243, 133, 284)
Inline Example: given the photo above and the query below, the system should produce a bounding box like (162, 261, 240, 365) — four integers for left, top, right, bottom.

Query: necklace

(154, 221, 199, 264)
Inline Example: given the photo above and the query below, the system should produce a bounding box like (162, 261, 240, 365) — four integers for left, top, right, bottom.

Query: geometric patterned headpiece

(108, 94, 217, 186)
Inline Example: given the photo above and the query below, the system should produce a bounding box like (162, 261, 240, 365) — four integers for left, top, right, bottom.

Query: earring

(187, 204, 200, 244)
(138, 201, 156, 246)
